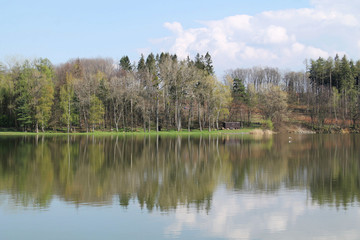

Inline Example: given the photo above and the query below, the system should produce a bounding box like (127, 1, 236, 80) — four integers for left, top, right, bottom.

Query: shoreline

(0, 128, 256, 136)
(1, 127, 358, 136)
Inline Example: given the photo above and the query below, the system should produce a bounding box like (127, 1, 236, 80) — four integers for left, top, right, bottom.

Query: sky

(1, 0, 359, 75)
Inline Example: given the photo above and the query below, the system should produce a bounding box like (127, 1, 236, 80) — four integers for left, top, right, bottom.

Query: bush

(262, 118, 274, 131)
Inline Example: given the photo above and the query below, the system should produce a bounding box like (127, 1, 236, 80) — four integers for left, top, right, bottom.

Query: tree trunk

(177, 112, 181, 131)
(208, 107, 211, 132)
(156, 97, 159, 132)
(175, 98, 178, 130)
(177, 102, 181, 131)
(188, 103, 192, 132)
(248, 109, 252, 125)
(79, 111, 82, 131)
(123, 103, 126, 132)
(131, 98, 133, 132)
(198, 102, 202, 131)
(329, 71, 332, 125)
(114, 105, 119, 132)
(67, 98, 71, 133)
(36, 121, 39, 133)
(165, 96, 169, 130)
(83, 109, 88, 133)
(333, 99, 338, 124)
(143, 101, 146, 132)
(143, 115, 146, 132)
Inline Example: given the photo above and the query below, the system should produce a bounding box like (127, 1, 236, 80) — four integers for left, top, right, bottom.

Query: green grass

(0, 128, 256, 136)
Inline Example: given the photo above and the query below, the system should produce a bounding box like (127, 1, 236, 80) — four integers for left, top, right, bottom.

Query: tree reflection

(0, 134, 360, 210)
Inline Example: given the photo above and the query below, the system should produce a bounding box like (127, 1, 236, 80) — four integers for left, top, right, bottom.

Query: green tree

(137, 54, 152, 132)
(89, 94, 105, 131)
(258, 84, 287, 128)
(194, 53, 205, 71)
(60, 73, 75, 132)
(15, 61, 34, 131)
(145, 53, 156, 73)
(232, 78, 247, 102)
(137, 54, 146, 72)
(146, 53, 160, 131)
(119, 56, 132, 71)
(204, 52, 214, 75)
(340, 55, 355, 121)
(0, 64, 14, 127)
(246, 84, 257, 124)
(213, 81, 232, 129)
(34, 58, 55, 132)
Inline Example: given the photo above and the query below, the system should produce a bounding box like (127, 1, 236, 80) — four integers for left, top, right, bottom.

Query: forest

(0, 53, 359, 133)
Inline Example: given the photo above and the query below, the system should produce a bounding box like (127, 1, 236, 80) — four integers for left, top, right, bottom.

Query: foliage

(308, 55, 360, 127)
(258, 84, 288, 127)
(60, 73, 76, 132)
(34, 58, 55, 132)
(119, 56, 132, 71)
(89, 94, 105, 130)
(262, 118, 274, 131)
(1, 53, 360, 132)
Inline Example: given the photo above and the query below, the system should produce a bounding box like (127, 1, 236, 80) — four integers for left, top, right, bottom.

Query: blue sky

(1, 0, 359, 74)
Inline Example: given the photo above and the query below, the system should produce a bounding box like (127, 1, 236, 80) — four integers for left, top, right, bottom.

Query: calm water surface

(1, 134, 360, 239)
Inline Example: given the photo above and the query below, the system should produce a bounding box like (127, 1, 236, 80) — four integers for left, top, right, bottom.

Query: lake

(1, 134, 360, 239)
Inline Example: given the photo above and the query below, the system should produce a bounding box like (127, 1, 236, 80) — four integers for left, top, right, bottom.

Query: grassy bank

(0, 128, 256, 136)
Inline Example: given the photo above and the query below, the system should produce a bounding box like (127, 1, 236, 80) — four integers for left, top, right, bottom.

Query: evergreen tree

(232, 78, 247, 101)
(15, 61, 34, 131)
(340, 55, 354, 92)
(119, 56, 132, 71)
(137, 54, 146, 71)
(34, 58, 55, 132)
(333, 54, 341, 89)
(194, 53, 205, 71)
(145, 53, 156, 74)
(204, 52, 214, 75)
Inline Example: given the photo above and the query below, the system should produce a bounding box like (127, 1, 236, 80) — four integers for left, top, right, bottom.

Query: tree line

(0, 53, 232, 132)
(225, 54, 360, 130)
(307, 55, 360, 128)
(1, 53, 360, 132)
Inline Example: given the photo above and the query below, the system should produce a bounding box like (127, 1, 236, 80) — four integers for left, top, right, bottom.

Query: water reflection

(166, 188, 360, 240)
(0, 134, 360, 210)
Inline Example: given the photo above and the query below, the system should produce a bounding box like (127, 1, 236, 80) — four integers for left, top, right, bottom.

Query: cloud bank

(154, 0, 360, 73)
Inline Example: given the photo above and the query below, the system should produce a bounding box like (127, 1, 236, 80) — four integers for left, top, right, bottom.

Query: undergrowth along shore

(2, 126, 360, 136)
(0, 128, 258, 136)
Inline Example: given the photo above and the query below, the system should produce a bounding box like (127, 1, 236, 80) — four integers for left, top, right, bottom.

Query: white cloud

(164, 22, 183, 35)
(205, 15, 253, 33)
(264, 25, 290, 44)
(155, 1, 360, 73)
(291, 42, 305, 53)
(242, 46, 277, 60)
(305, 46, 329, 59)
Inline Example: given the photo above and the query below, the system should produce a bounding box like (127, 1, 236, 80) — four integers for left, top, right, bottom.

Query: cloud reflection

(165, 187, 360, 239)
